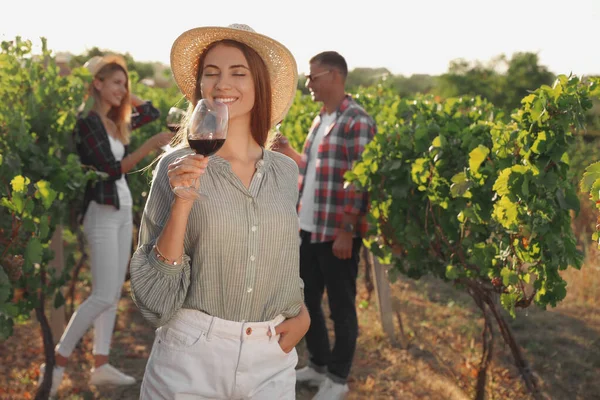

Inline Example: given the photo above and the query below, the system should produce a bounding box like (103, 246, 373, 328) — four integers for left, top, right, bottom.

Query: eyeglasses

(305, 70, 331, 82)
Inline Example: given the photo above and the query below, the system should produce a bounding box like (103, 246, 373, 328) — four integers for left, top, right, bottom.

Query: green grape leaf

(556, 187, 578, 212)
(0, 268, 11, 303)
(12, 193, 25, 214)
(450, 172, 472, 197)
(445, 265, 459, 280)
(501, 267, 519, 286)
(500, 293, 519, 318)
(493, 168, 512, 196)
(531, 131, 547, 154)
(529, 98, 545, 121)
(39, 216, 50, 241)
(0, 303, 19, 318)
(521, 176, 530, 197)
(431, 136, 442, 149)
(10, 175, 30, 193)
(24, 238, 43, 268)
(469, 145, 490, 174)
(54, 291, 66, 309)
(556, 189, 568, 210)
(0, 315, 14, 341)
(493, 197, 518, 229)
(35, 180, 57, 210)
(580, 161, 600, 193)
(565, 186, 580, 213)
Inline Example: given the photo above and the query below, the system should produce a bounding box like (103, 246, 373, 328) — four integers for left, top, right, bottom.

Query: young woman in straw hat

(129, 24, 310, 399)
(39, 54, 174, 396)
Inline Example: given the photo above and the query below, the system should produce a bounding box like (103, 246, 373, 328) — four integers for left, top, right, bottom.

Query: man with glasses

(274, 51, 376, 400)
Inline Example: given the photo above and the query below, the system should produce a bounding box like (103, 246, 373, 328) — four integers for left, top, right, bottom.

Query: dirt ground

(1, 257, 599, 400)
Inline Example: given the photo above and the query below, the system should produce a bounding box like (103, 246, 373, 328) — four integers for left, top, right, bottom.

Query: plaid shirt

(74, 102, 160, 218)
(298, 95, 376, 243)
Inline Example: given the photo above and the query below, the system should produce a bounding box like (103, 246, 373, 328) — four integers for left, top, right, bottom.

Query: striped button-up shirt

(130, 148, 304, 327)
(298, 95, 377, 243)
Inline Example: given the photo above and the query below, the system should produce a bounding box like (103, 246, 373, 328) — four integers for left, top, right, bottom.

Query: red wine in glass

(188, 138, 225, 156)
(164, 107, 185, 151)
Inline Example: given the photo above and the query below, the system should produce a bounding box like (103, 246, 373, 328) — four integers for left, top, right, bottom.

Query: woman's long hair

(84, 63, 132, 144)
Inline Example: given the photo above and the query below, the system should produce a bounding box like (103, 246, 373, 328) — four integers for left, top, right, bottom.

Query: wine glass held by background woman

(38, 54, 174, 397)
(129, 23, 310, 399)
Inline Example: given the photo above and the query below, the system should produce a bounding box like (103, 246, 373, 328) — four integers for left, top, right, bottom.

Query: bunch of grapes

(2, 254, 24, 282)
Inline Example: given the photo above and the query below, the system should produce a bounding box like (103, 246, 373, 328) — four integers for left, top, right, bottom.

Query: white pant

(140, 309, 298, 400)
(56, 201, 132, 357)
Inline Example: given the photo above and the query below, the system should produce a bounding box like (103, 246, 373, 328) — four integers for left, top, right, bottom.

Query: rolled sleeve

(129, 243, 191, 328)
(131, 101, 160, 130)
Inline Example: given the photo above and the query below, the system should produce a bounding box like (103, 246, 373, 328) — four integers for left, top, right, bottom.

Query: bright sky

(2, 0, 599, 77)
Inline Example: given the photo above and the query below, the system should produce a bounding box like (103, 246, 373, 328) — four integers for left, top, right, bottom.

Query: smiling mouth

(214, 97, 237, 104)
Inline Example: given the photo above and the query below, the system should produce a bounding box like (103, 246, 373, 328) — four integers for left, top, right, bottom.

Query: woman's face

(95, 69, 128, 108)
(200, 44, 255, 123)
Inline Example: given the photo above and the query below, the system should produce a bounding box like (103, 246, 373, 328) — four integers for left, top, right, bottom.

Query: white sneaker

(37, 363, 64, 397)
(89, 364, 136, 386)
(313, 377, 349, 400)
(296, 365, 327, 387)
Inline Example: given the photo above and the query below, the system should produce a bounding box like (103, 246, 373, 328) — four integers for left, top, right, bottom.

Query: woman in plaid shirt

(39, 55, 173, 396)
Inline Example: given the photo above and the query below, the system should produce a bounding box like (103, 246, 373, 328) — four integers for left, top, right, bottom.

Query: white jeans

(140, 309, 298, 400)
(56, 201, 132, 357)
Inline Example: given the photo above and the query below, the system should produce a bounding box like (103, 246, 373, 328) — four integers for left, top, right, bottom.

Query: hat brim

(170, 26, 298, 128)
(85, 54, 128, 77)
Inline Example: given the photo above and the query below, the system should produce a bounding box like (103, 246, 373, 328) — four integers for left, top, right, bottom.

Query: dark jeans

(300, 230, 362, 382)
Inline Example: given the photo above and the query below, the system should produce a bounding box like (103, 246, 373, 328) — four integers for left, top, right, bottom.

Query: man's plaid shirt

(73, 102, 160, 218)
(298, 95, 376, 243)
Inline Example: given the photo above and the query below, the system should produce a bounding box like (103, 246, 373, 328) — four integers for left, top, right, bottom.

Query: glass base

(172, 186, 208, 201)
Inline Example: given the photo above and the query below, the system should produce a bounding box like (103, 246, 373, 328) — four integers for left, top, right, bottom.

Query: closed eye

(231, 64, 249, 76)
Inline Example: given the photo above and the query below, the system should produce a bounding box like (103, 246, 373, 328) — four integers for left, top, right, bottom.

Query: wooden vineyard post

(48, 225, 66, 344)
(367, 251, 396, 344)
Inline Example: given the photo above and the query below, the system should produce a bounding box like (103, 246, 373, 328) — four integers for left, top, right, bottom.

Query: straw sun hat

(170, 23, 298, 127)
(83, 54, 128, 77)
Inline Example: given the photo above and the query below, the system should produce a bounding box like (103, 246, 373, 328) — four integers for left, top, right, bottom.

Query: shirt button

(246, 327, 252, 335)
(251, 226, 257, 232)
(256, 172, 262, 178)
(247, 197, 252, 203)
(250, 255, 256, 262)
(247, 287, 253, 293)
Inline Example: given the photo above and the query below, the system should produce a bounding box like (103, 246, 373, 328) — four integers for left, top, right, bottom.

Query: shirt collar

(319, 94, 353, 117)
(209, 147, 269, 171)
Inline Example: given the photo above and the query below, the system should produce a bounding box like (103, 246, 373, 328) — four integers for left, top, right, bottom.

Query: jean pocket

(158, 322, 205, 350)
(271, 335, 294, 357)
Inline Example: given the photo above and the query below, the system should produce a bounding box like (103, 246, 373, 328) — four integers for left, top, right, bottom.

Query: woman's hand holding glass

(167, 155, 209, 201)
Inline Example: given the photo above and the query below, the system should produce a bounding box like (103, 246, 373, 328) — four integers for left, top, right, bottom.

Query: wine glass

(166, 107, 186, 133)
(172, 99, 228, 201)
(163, 107, 186, 151)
